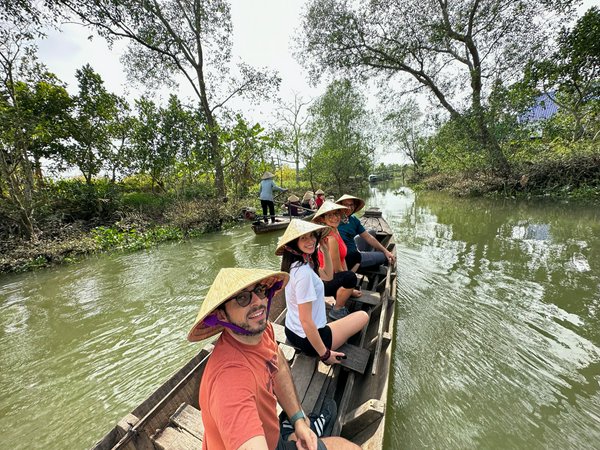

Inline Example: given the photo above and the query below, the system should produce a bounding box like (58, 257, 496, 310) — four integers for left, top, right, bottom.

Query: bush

(121, 192, 167, 216)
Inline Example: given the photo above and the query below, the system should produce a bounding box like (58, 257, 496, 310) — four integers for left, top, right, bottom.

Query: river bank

(0, 197, 245, 274)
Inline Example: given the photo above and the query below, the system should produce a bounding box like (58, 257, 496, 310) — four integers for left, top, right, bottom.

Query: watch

(290, 410, 306, 427)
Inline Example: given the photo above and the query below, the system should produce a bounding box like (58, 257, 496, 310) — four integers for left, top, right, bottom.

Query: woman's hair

(280, 233, 320, 276)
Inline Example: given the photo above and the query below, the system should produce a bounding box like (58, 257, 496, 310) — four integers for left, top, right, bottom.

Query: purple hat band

(202, 280, 284, 335)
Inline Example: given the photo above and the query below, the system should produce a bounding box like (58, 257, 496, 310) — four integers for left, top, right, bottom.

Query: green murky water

(1, 185, 599, 449)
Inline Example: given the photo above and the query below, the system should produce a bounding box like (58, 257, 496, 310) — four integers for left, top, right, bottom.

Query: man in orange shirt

(188, 268, 358, 450)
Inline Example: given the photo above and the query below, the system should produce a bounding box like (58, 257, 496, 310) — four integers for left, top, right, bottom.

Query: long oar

(273, 199, 316, 214)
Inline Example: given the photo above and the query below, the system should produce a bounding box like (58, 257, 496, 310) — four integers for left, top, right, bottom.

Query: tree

(0, 24, 71, 238)
(57, 0, 280, 197)
(63, 64, 119, 184)
(305, 79, 374, 192)
(105, 96, 135, 182)
(382, 98, 426, 174)
(525, 7, 600, 141)
(298, 0, 578, 175)
(221, 113, 271, 198)
(275, 92, 312, 183)
(130, 96, 174, 191)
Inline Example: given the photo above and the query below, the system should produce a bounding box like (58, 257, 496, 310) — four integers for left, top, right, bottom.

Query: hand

(384, 250, 396, 265)
(319, 237, 330, 253)
(324, 349, 346, 366)
(293, 419, 318, 450)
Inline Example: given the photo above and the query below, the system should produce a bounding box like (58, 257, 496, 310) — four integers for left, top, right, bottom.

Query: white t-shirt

(284, 262, 327, 338)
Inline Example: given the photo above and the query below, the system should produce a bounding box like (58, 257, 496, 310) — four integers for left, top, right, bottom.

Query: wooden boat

(92, 207, 397, 450)
(251, 216, 291, 234)
(251, 212, 316, 235)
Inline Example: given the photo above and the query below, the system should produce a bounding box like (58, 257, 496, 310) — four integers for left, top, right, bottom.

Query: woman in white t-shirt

(276, 219, 369, 366)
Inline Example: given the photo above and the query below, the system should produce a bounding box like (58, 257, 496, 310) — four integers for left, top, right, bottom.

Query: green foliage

(523, 7, 600, 141)
(62, 64, 121, 183)
(42, 178, 122, 223)
(121, 192, 167, 216)
(305, 79, 374, 191)
(92, 225, 183, 251)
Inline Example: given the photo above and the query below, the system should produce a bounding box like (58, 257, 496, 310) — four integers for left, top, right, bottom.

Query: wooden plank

(372, 265, 392, 376)
(367, 332, 391, 351)
(336, 343, 371, 375)
(301, 362, 333, 414)
(351, 291, 380, 307)
(279, 343, 296, 362)
(271, 322, 287, 345)
(340, 399, 385, 440)
(290, 354, 318, 402)
(170, 403, 204, 441)
(153, 427, 201, 450)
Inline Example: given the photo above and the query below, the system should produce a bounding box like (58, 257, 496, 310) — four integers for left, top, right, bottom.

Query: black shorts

(323, 271, 357, 297)
(345, 250, 362, 269)
(285, 325, 333, 357)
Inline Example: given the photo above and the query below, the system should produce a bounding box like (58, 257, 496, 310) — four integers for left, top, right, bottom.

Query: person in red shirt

(314, 189, 326, 208)
(188, 268, 358, 450)
(312, 202, 362, 321)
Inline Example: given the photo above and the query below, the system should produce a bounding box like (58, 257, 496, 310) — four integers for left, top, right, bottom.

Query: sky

(35, 0, 408, 165)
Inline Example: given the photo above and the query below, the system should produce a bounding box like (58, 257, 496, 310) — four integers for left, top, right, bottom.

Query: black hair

(280, 233, 320, 276)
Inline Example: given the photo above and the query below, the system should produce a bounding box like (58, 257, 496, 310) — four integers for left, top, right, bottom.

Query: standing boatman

(259, 171, 288, 224)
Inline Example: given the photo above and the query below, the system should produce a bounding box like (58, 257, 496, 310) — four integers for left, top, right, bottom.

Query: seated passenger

(312, 201, 362, 320)
(315, 189, 326, 208)
(285, 194, 302, 217)
(301, 191, 316, 215)
(277, 220, 369, 362)
(187, 268, 359, 449)
(336, 194, 396, 271)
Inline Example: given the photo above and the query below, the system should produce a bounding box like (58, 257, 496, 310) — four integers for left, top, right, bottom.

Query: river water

(1, 185, 599, 449)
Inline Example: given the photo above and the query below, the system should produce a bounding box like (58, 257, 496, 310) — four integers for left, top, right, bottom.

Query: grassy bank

(0, 187, 249, 274)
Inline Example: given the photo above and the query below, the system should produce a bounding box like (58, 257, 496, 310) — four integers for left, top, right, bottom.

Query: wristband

(320, 348, 331, 362)
(290, 410, 306, 427)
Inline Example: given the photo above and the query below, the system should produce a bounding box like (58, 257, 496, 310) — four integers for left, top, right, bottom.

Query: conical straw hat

(187, 268, 288, 342)
(315, 189, 325, 195)
(261, 171, 275, 180)
(302, 191, 313, 202)
(311, 200, 347, 223)
(275, 219, 330, 256)
(335, 194, 365, 213)
(288, 194, 300, 202)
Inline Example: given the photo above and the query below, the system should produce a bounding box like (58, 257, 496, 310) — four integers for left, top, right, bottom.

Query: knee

(356, 310, 369, 326)
(341, 271, 357, 288)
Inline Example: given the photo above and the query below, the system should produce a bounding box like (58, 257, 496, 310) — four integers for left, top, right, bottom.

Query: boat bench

(153, 402, 203, 449)
(272, 322, 371, 423)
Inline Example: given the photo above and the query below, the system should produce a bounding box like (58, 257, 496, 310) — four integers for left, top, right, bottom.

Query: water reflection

(1, 186, 600, 449)
(385, 190, 600, 449)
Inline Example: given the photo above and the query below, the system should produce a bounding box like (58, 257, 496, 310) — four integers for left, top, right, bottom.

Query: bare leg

(328, 311, 369, 350)
(334, 286, 352, 309)
(320, 436, 362, 449)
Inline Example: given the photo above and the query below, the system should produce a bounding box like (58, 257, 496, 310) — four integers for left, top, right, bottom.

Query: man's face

(219, 283, 269, 336)
(340, 200, 355, 214)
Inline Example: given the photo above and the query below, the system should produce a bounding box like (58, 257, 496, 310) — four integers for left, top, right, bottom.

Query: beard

(224, 305, 268, 336)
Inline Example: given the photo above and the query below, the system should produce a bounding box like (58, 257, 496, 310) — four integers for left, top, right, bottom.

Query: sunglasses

(230, 284, 268, 307)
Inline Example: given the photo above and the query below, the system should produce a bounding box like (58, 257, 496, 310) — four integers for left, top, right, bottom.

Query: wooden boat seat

(272, 323, 370, 374)
(153, 403, 203, 449)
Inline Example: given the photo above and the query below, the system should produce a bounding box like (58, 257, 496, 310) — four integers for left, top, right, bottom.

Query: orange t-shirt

(199, 323, 280, 450)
